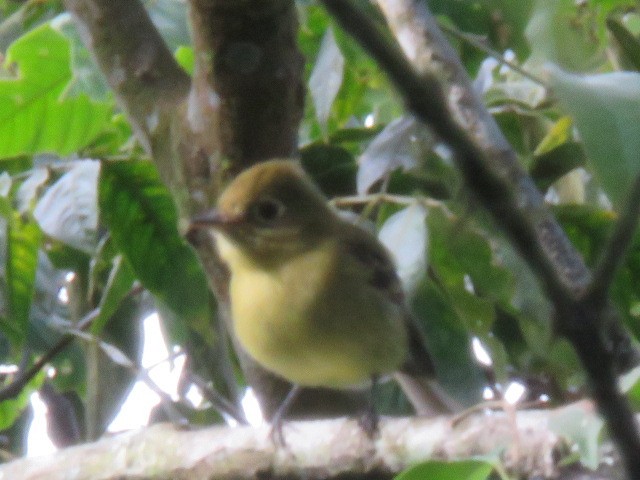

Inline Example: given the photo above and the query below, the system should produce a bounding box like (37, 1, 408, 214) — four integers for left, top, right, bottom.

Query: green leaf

(526, 0, 601, 71)
(0, 370, 45, 430)
(300, 143, 356, 196)
(4, 212, 41, 345)
(547, 66, 640, 206)
(428, 209, 513, 304)
(90, 255, 136, 336)
(98, 159, 212, 341)
(328, 125, 383, 144)
(412, 280, 486, 406)
(0, 24, 112, 157)
(395, 459, 494, 480)
(174, 46, 194, 75)
(530, 142, 586, 192)
(533, 116, 573, 156)
(607, 17, 640, 72)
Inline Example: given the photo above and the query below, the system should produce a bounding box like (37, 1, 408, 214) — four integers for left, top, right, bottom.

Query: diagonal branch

(0, 308, 99, 402)
(319, 1, 640, 478)
(63, 0, 190, 147)
(63, 0, 195, 214)
(370, 0, 589, 303)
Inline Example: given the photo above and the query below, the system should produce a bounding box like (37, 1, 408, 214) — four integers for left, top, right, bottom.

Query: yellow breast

(216, 234, 408, 387)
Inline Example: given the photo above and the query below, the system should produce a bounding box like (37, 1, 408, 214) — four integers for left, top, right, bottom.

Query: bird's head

(191, 159, 335, 263)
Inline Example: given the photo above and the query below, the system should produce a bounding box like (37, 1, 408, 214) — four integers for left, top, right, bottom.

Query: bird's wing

(339, 222, 436, 376)
(340, 223, 406, 305)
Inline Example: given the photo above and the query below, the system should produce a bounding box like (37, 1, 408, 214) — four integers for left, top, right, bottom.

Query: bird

(191, 159, 454, 440)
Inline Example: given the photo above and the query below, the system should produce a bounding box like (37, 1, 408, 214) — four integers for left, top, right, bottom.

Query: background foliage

(1, 0, 640, 477)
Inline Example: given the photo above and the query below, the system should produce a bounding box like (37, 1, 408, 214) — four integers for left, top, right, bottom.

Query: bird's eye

(252, 197, 286, 223)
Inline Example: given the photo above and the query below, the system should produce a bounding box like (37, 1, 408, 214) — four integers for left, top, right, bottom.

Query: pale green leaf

(547, 66, 640, 206)
(549, 402, 604, 470)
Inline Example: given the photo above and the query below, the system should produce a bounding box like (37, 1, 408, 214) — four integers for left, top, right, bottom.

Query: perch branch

(0, 404, 620, 479)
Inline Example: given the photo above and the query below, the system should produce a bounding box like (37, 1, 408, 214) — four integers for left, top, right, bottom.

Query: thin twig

(334, 193, 448, 208)
(587, 171, 640, 307)
(0, 308, 99, 402)
(437, 22, 547, 87)
(188, 372, 248, 425)
(67, 327, 188, 426)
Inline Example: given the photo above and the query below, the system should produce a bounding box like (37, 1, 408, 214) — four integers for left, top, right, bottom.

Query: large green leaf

(428, 209, 513, 306)
(0, 24, 112, 157)
(98, 160, 212, 341)
(526, 0, 602, 71)
(4, 212, 41, 346)
(547, 67, 640, 207)
(412, 280, 486, 406)
(300, 143, 356, 196)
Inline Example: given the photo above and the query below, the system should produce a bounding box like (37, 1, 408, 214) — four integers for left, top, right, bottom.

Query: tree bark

(0, 403, 624, 480)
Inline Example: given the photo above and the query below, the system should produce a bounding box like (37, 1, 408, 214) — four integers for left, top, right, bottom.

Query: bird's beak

(190, 209, 244, 231)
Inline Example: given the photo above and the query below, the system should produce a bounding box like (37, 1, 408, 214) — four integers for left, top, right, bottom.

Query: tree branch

(63, 0, 195, 213)
(0, 404, 621, 479)
(319, 0, 640, 477)
(587, 171, 640, 307)
(63, 0, 190, 148)
(188, 0, 304, 178)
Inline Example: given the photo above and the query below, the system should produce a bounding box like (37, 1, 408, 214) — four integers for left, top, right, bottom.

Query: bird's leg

(269, 384, 302, 446)
(357, 374, 380, 438)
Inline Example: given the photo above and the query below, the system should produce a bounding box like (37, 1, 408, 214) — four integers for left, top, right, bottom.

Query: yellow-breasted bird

(192, 159, 454, 436)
